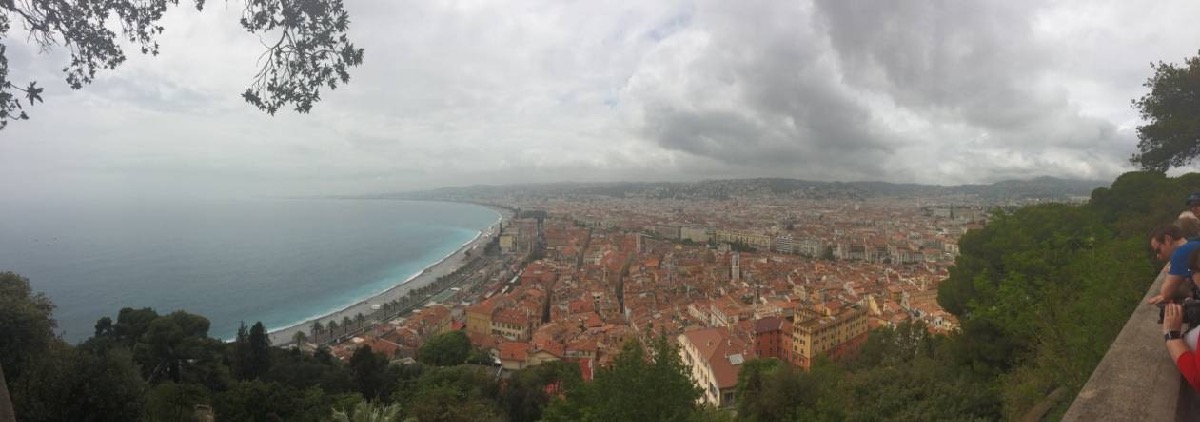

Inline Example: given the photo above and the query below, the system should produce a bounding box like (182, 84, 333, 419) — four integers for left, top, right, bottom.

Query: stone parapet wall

(1064, 273, 1200, 421)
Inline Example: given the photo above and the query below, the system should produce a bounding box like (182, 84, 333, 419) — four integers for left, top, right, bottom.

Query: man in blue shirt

(1149, 225, 1200, 305)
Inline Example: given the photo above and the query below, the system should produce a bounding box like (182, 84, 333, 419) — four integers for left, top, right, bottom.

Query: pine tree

(248, 322, 271, 380)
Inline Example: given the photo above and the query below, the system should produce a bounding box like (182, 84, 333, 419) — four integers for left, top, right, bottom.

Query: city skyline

(3, 1, 1200, 200)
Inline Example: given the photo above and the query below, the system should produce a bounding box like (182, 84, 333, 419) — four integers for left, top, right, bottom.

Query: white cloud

(3, 0, 1200, 198)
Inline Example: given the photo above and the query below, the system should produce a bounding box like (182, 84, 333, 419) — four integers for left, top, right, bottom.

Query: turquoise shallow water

(0, 198, 498, 343)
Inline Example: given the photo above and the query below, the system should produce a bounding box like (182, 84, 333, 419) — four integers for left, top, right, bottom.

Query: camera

(1157, 298, 1200, 326)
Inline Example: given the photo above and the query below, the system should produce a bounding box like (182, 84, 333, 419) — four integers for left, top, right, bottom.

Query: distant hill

(370, 176, 1109, 205)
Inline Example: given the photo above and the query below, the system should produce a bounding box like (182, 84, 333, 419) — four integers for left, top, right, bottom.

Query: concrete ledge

(1063, 273, 1200, 421)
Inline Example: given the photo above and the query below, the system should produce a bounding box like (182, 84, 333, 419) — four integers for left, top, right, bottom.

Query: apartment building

(786, 305, 869, 370)
(678, 327, 749, 408)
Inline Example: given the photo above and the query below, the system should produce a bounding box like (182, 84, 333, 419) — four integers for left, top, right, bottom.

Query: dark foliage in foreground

(0, 0, 364, 129)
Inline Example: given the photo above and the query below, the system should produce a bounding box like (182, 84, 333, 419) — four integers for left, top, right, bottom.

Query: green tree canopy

(1130, 50, 1200, 171)
(544, 337, 700, 422)
(130, 310, 229, 388)
(418, 330, 471, 367)
(248, 322, 271, 379)
(0, 0, 365, 129)
(849, 320, 936, 370)
(399, 364, 502, 422)
(0, 271, 55, 381)
(230, 321, 272, 381)
(501, 360, 581, 422)
(142, 382, 209, 422)
(735, 358, 795, 422)
(349, 346, 396, 401)
(330, 401, 402, 422)
(111, 307, 160, 347)
(11, 343, 146, 421)
(406, 384, 502, 422)
(211, 380, 349, 422)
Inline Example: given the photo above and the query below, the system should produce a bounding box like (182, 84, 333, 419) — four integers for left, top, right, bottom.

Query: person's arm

(1150, 275, 1184, 305)
(1166, 304, 1189, 360)
(1164, 304, 1200, 390)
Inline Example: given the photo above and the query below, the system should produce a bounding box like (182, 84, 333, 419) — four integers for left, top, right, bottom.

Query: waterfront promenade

(267, 213, 505, 345)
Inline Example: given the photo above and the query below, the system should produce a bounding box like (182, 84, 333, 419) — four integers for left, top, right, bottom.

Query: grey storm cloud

(816, 1, 1046, 117)
(814, 0, 1118, 150)
(630, 0, 894, 180)
(625, 0, 1182, 184)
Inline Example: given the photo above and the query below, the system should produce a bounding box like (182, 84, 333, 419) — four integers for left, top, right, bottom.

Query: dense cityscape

(313, 188, 1000, 409)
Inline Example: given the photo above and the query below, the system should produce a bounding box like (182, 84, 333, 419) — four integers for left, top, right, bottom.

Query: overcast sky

(3, 0, 1199, 199)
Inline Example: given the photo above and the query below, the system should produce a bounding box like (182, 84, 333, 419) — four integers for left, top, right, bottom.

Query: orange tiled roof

(493, 308, 530, 326)
(532, 339, 565, 358)
(499, 342, 531, 362)
(362, 337, 400, 358)
(680, 327, 746, 390)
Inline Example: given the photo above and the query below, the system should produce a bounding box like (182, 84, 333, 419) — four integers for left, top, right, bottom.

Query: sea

(0, 198, 499, 343)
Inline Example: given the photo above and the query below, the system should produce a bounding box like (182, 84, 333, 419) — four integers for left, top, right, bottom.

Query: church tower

(731, 252, 740, 283)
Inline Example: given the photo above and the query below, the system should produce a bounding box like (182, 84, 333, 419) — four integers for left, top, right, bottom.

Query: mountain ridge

(368, 176, 1108, 204)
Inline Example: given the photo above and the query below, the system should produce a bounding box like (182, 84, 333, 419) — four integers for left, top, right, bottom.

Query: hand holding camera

(1158, 299, 1200, 327)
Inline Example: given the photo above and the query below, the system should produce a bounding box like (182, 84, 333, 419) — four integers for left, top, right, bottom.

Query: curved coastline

(266, 205, 506, 345)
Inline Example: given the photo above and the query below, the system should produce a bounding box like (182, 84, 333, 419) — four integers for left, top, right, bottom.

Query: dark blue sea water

(0, 198, 498, 343)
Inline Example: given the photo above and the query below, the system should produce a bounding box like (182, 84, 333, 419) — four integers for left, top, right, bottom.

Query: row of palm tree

(300, 247, 499, 345)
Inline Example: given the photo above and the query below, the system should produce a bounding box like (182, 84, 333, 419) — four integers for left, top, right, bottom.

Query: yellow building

(465, 299, 496, 337)
(410, 304, 453, 338)
(787, 305, 868, 369)
(491, 308, 533, 341)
